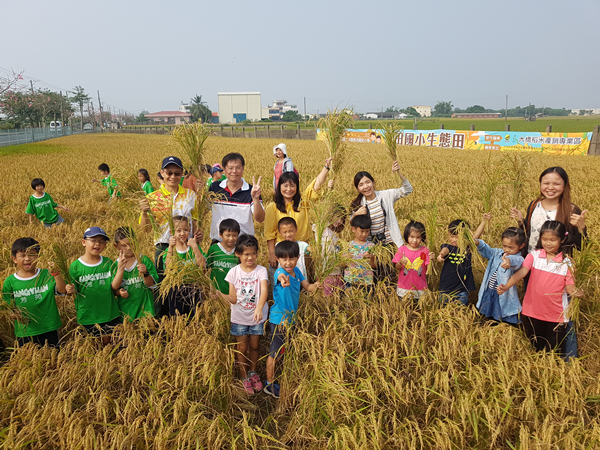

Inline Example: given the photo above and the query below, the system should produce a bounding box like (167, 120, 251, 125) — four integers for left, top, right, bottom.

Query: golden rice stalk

(424, 202, 440, 275)
(317, 107, 354, 179)
(309, 195, 351, 282)
(501, 150, 532, 208)
(158, 256, 213, 301)
(47, 242, 74, 285)
(481, 153, 501, 214)
(171, 121, 212, 180)
(378, 121, 404, 181)
(566, 237, 600, 324)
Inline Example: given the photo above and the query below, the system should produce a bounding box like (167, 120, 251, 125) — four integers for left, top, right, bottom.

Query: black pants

(17, 329, 60, 348)
(154, 244, 169, 318)
(522, 314, 568, 355)
(167, 284, 202, 317)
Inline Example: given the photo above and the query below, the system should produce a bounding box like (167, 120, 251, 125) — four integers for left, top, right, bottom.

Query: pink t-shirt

(522, 250, 574, 323)
(392, 245, 430, 291)
(224, 265, 269, 326)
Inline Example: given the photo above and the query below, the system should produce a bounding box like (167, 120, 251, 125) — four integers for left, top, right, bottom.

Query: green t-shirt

(101, 175, 121, 197)
(142, 180, 154, 195)
(115, 255, 157, 320)
(2, 269, 62, 337)
(69, 256, 120, 326)
(206, 174, 226, 189)
(206, 243, 238, 293)
(163, 245, 207, 266)
(25, 192, 59, 224)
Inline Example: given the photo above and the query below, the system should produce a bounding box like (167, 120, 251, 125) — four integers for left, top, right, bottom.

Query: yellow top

(264, 178, 319, 242)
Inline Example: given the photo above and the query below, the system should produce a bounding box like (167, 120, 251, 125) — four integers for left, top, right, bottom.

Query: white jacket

(359, 179, 413, 248)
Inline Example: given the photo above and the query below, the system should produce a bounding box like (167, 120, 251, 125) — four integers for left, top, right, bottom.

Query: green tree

(385, 106, 401, 113)
(190, 95, 212, 123)
(135, 110, 149, 123)
(70, 86, 91, 131)
(432, 101, 453, 117)
(403, 107, 420, 117)
(465, 105, 485, 113)
(282, 110, 302, 122)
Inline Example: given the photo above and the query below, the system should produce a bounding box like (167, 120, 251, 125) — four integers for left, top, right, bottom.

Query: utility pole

(30, 80, 34, 93)
(505, 95, 508, 121)
(97, 90, 104, 131)
(303, 96, 306, 125)
(91, 101, 96, 129)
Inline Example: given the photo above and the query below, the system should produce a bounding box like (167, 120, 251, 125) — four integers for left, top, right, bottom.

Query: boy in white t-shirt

(223, 234, 269, 395)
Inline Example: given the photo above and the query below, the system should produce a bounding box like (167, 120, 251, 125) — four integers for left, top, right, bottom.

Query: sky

(3, 0, 599, 115)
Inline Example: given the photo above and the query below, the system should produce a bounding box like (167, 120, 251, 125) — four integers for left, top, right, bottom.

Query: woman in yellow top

(265, 157, 333, 269)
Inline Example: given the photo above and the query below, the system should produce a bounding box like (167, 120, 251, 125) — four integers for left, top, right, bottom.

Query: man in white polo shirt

(209, 152, 264, 242)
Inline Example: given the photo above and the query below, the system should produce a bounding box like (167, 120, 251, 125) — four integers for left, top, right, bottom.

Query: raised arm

(251, 176, 265, 223)
(313, 158, 333, 192)
(473, 213, 492, 243)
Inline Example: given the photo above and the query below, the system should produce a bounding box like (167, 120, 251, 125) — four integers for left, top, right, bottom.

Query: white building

(262, 99, 299, 120)
(410, 105, 431, 117)
(570, 109, 600, 116)
(179, 102, 191, 113)
(217, 92, 262, 124)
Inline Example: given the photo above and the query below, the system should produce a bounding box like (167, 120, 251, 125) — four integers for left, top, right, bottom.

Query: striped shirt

(366, 198, 392, 244)
(487, 270, 498, 289)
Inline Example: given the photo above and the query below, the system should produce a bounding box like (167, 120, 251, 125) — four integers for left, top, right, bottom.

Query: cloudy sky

(3, 0, 598, 115)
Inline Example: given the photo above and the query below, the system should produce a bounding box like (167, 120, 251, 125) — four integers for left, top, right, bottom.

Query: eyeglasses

(85, 238, 108, 244)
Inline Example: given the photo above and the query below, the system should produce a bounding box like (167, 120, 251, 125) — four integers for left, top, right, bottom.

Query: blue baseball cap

(83, 226, 110, 240)
(161, 156, 183, 169)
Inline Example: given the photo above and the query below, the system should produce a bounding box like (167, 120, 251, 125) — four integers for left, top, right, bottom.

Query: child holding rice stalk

(222, 235, 269, 395)
(111, 227, 158, 320)
(343, 215, 376, 297)
(312, 199, 346, 297)
(137, 169, 154, 195)
(67, 227, 122, 345)
(436, 219, 485, 306)
(2, 238, 66, 348)
(473, 214, 526, 325)
(498, 220, 584, 358)
(392, 221, 432, 301)
(163, 216, 206, 316)
(92, 163, 121, 201)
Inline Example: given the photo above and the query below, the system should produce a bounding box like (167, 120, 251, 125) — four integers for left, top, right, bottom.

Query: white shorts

(397, 287, 425, 300)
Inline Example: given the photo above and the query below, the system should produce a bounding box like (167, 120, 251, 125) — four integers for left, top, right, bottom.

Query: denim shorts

(230, 322, 265, 336)
(268, 322, 288, 359)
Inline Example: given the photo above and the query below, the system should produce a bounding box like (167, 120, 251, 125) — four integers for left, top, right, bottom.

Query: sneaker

(263, 381, 280, 399)
(248, 371, 263, 392)
(242, 378, 254, 395)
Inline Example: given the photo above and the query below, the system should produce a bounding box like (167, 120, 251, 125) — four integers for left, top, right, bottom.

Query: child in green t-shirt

(66, 227, 122, 345)
(2, 237, 66, 347)
(138, 169, 154, 195)
(91, 163, 121, 201)
(164, 216, 206, 316)
(26, 178, 70, 228)
(206, 218, 239, 298)
(111, 227, 158, 321)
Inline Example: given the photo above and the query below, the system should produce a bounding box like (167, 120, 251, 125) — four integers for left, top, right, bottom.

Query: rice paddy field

(1, 133, 600, 449)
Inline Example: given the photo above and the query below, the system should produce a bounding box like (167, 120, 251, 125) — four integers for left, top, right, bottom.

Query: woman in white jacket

(351, 161, 413, 284)
(272, 143, 296, 190)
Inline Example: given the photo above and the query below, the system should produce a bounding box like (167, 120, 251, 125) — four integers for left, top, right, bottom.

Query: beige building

(410, 105, 431, 117)
(217, 92, 262, 124)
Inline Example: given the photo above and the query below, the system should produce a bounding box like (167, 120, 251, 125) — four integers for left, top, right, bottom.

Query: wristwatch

(143, 272, 151, 277)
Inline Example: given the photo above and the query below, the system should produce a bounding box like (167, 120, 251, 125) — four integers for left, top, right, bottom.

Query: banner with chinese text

(317, 129, 593, 155)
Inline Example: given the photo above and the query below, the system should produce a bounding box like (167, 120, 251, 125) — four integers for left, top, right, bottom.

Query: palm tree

(190, 95, 212, 123)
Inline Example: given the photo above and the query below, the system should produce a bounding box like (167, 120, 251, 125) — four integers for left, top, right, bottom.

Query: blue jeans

(44, 214, 64, 228)
(564, 320, 578, 362)
(441, 291, 469, 306)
